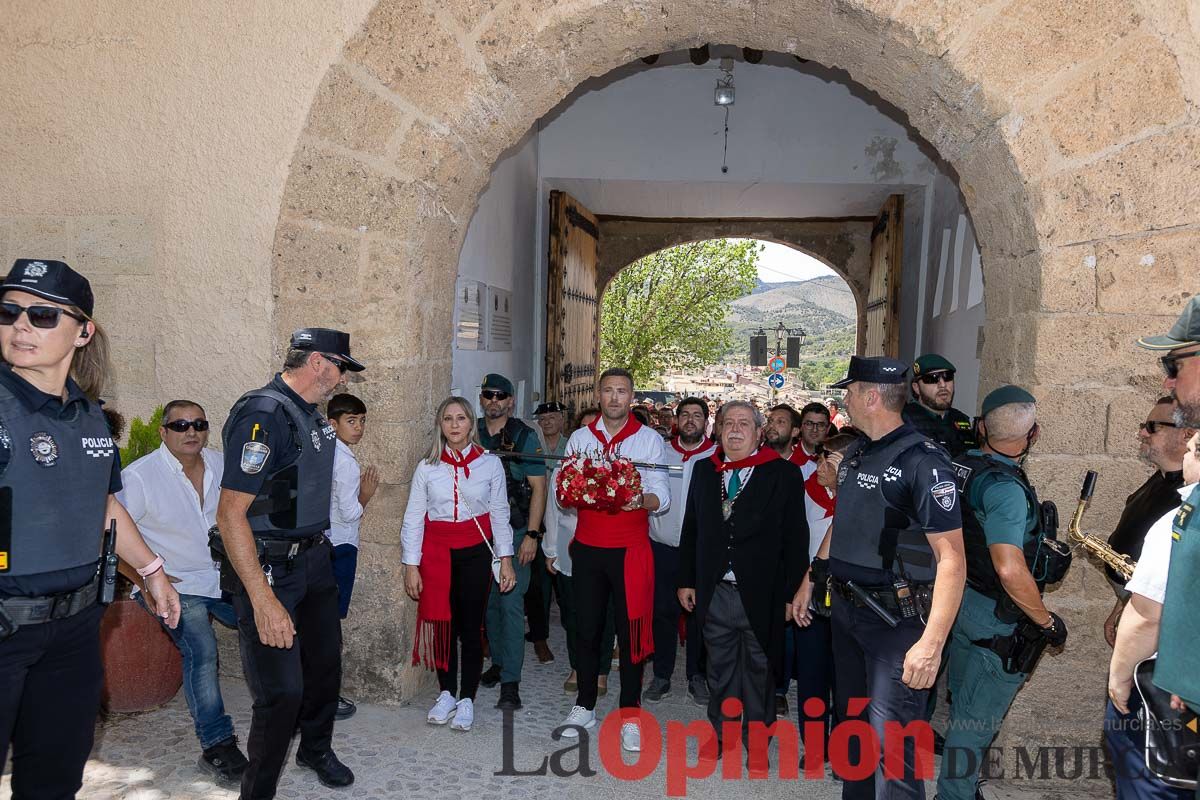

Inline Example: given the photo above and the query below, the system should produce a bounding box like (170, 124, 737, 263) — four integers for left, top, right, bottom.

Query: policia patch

(241, 423, 270, 474)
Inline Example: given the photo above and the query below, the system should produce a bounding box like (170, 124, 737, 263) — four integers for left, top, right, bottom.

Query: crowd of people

(0, 256, 1198, 800)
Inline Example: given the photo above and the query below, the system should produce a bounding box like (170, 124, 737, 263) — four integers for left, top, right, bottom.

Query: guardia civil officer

(817, 355, 966, 800)
(902, 354, 977, 458)
(0, 259, 182, 799)
(936, 386, 1068, 800)
(215, 328, 364, 798)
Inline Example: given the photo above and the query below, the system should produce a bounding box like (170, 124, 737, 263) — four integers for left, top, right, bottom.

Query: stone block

(1025, 454, 1150, 535)
(74, 216, 153, 278)
(304, 63, 408, 156)
(888, 0, 994, 51)
(1040, 128, 1200, 246)
(392, 119, 479, 190)
(1032, 312, 1176, 387)
(1105, 387, 1162, 458)
(444, 0, 502, 36)
(1094, 229, 1198, 314)
(359, 482, 411, 547)
(1037, 246, 1097, 313)
(353, 366, 432, 423)
(7, 217, 76, 262)
(271, 220, 361, 303)
(1026, 384, 1116, 456)
(341, 540, 411, 700)
(356, 421, 431, 486)
(1040, 34, 1187, 160)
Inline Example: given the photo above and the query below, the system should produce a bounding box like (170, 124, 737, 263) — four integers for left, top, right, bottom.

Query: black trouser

(436, 542, 492, 700)
(832, 592, 931, 800)
(651, 539, 704, 682)
(232, 537, 341, 800)
(573, 541, 644, 710)
(703, 582, 775, 749)
(0, 603, 104, 800)
(524, 540, 554, 642)
(779, 615, 834, 742)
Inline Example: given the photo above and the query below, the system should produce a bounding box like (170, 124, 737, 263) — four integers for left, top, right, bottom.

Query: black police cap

(831, 355, 909, 388)
(2, 259, 95, 317)
(533, 401, 566, 415)
(290, 328, 365, 372)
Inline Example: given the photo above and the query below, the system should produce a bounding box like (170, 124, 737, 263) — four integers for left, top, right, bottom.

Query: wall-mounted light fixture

(715, 58, 735, 173)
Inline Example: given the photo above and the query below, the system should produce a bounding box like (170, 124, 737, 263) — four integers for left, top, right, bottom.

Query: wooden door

(863, 194, 904, 357)
(545, 191, 600, 420)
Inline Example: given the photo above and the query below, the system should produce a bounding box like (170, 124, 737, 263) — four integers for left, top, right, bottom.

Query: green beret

(481, 373, 515, 395)
(912, 353, 956, 377)
(981, 385, 1036, 417)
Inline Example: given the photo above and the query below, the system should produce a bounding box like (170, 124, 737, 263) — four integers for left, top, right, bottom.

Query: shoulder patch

(931, 480, 957, 511)
(240, 441, 270, 474)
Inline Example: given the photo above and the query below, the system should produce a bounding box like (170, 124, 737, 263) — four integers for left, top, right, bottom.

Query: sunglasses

(917, 370, 956, 385)
(0, 302, 87, 329)
(481, 390, 510, 401)
(1139, 420, 1177, 435)
(1161, 350, 1200, 379)
(162, 419, 210, 433)
(321, 354, 349, 374)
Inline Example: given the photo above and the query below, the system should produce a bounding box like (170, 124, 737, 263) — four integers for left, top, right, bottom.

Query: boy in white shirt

(327, 393, 380, 720)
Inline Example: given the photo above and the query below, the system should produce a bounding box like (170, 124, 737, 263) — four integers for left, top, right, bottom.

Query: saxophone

(1067, 470, 1137, 581)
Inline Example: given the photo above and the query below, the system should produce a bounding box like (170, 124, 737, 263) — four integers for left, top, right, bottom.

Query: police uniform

(219, 328, 363, 798)
(0, 260, 123, 799)
(476, 374, 544, 704)
(902, 354, 977, 458)
(825, 356, 961, 800)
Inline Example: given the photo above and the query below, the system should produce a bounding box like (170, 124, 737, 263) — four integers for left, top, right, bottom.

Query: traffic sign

(768, 373, 786, 390)
(768, 356, 785, 373)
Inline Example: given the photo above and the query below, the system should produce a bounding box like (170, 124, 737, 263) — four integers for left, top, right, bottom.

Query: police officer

(476, 373, 547, 708)
(903, 354, 977, 458)
(0, 259, 181, 799)
(817, 355, 966, 800)
(215, 328, 364, 798)
(936, 386, 1068, 800)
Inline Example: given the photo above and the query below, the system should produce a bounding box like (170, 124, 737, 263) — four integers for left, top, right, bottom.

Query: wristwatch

(528, 529, 544, 541)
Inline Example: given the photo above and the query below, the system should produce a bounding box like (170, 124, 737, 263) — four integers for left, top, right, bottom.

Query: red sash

(709, 447, 781, 471)
(412, 515, 492, 671)
(671, 437, 714, 462)
(576, 508, 655, 664)
(789, 446, 815, 467)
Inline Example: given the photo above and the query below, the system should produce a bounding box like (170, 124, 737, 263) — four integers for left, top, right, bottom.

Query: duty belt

(832, 580, 903, 614)
(0, 574, 100, 636)
(255, 532, 326, 564)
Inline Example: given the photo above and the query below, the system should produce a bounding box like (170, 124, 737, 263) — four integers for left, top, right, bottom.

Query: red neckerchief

(790, 445, 816, 466)
(671, 436, 714, 462)
(588, 414, 642, 455)
(441, 444, 483, 521)
(709, 447, 781, 472)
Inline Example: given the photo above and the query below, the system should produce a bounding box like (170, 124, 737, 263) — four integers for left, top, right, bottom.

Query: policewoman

(936, 386, 1068, 800)
(820, 356, 966, 800)
(0, 259, 181, 799)
(215, 328, 364, 798)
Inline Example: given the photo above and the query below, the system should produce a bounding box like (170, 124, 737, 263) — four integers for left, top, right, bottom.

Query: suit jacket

(678, 456, 809, 672)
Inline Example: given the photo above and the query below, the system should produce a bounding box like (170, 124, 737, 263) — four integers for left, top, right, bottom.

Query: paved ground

(3, 610, 1113, 799)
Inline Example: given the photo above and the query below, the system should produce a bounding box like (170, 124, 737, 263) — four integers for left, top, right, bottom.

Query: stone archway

(270, 0, 1197, 762)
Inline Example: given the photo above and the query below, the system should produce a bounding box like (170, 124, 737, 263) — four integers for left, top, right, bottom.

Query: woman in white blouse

(402, 396, 516, 731)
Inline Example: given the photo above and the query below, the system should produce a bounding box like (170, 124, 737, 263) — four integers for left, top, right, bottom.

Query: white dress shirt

(561, 419, 671, 516)
(651, 438, 717, 547)
(400, 449, 514, 565)
(542, 463, 579, 576)
(327, 439, 364, 548)
(117, 444, 223, 599)
(1126, 484, 1195, 605)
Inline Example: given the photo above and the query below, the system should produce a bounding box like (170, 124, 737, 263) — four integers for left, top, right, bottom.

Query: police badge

(931, 480, 957, 511)
(29, 432, 58, 466)
(311, 430, 321, 451)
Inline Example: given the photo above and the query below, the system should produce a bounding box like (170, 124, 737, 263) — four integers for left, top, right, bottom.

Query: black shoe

(933, 730, 946, 756)
(775, 693, 789, 717)
(496, 682, 523, 710)
(198, 736, 248, 786)
(643, 677, 671, 703)
(296, 749, 354, 788)
(335, 695, 357, 721)
(480, 664, 502, 688)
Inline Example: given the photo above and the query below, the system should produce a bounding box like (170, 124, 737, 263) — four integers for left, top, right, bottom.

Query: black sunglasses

(321, 354, 349, 374)
(1161, 351, 1200, 379)
(1139, 420, 1177, 435)
(162, 419, 210, 433)
(917, 370, 956, 385)
(0, 302, 87, 329)
(481, 390, 510, 401)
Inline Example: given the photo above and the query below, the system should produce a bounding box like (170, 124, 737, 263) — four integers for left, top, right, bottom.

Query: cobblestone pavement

(3, 610, 1112, 799)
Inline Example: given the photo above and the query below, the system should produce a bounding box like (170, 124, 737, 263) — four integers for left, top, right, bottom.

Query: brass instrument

(1067, 470, 1137, 580)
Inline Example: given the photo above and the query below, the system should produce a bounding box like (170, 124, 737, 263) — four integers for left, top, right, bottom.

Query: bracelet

(136, 554, 165, 578)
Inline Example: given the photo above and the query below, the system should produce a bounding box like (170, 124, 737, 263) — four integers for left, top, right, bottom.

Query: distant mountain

(727, 275, 857, 352)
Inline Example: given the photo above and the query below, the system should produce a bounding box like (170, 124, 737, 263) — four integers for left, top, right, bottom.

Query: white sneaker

(450, 698, 474, 731)
(427, 691, 457, 725)
(621, 721, 641, 753)
(556, 705, 597, 739)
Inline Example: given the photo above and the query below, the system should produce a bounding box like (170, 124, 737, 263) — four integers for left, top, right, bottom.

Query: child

(327, 393, 381, 720)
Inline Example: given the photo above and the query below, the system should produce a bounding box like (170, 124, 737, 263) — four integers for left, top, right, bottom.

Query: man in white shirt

(117, 400, 247, 786)
(646, 397, 716, 706)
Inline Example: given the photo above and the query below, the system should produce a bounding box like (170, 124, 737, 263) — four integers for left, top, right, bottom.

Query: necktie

(727, 468, 741, 499)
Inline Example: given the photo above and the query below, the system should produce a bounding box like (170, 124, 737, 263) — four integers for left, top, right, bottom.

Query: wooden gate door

(545, 190, 600, 420)
(863, 194, 904, 357)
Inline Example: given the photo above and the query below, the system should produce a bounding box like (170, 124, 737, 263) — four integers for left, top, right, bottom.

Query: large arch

(270, 0, 1197, 761)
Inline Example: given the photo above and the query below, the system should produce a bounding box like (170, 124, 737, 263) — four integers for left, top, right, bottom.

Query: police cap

(831, 355, 908, 388)
(289, 328, 365, 372)
(2, 259, 94, 317)
(1136, 296, 1200, 350)
(533, 401, 566, 416)
(482, 373, 515, 395)
(912, 353, 956, 377)
(980, 385, 1036, 417)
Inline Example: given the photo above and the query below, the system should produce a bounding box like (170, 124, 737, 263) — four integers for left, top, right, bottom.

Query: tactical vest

(829, 429, 942, 583)
(223, 388, 336, 538)
(903, 403, 977, 457)
(0, 383, 115, 576)
(485, 417, 535, 530)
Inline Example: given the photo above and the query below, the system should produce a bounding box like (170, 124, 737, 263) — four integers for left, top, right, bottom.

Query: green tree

(600, 239, 760, 385)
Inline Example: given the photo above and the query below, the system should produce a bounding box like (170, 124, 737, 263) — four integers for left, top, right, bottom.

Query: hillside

(727, 275, 856, 350)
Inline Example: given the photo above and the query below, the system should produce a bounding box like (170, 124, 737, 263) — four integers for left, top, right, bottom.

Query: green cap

(981, 385, 1036, 417)
(481, 373, 515, 395)
(912, 353, 956, 377)
(1136, 296, 1200, 351)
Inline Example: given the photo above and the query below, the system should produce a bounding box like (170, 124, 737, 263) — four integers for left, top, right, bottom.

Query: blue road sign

(768, 373, 786, 390)
(768, 356, 785, 373)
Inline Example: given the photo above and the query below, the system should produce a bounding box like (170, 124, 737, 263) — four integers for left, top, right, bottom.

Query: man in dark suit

(678, 400, 809, 767)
